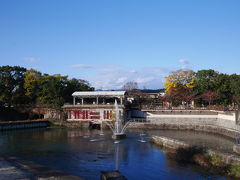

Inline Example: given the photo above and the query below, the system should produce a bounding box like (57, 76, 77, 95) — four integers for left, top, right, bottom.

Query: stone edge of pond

(128, 122, 240, 139)
(0, 156, 85, 180)
(150, 135, 240, 178)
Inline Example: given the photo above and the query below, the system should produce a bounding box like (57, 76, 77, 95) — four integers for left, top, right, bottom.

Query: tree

(122, 81, 138, 91)
(163, 70, 196, 107)
(37, 74, 68, 109)
(37, 75, 94, 109)
(163, 88, 181, 106)
(0, 66, 27, 107)
(24, 68, 42, 103)
(194, 69, 219, 94)
(229, 74, 240, 109)
(214, 73, 232, 105)
(201, 91, 219, 105)
(164, 70, 195, 93)
(64, 78, 94, 103)
(163, 86, 195, 107)
(180, 87, 196, 105)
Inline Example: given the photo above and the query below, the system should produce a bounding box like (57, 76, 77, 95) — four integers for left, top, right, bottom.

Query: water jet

(104, 100, 131, 140)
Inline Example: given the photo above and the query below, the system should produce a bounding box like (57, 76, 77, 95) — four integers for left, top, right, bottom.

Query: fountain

(104, 100, 131, 140)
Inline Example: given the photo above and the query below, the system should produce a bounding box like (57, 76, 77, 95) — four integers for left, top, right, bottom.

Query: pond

(0, 128, 234, 180)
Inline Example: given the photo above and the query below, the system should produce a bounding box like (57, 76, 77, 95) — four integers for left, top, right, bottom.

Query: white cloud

(75, 64, 172, 90)
(69, 64, 94, 69)
(135, 77, 155, 84)
(24, 57, 39, 63)
(129, 69, 137, 73)
(178, 59, 191, 70)
(179, 59, 189, 64)
(180, 64, 189, 70)
(116, 77, 128, 83)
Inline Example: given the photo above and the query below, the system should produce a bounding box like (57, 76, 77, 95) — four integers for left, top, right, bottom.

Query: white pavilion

(63, 91, 127, 122)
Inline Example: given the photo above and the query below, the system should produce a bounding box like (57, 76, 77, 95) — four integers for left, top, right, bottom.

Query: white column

(73, 97, 76, 105)
(68, 111, 70, 119)
(99, 109, 104, 121)
(82, 98, 84, 105)
(96, 97, 99, 104)
(120, 97, 123, 105)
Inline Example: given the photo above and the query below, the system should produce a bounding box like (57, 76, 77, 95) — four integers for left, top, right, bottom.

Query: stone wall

(0, 120, 50, 131)
(128, 110, 240, 138)
(151, 135, 240, 165)
(53, 120, 90, 129)
(128, 122, 240, 138)
(147, 117, 240, 132)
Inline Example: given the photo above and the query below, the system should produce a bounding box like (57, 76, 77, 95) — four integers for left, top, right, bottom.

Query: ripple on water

(0, 128, 230, 180)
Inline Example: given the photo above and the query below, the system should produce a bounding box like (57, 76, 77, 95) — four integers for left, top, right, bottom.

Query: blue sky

(0, 0, 240, 89)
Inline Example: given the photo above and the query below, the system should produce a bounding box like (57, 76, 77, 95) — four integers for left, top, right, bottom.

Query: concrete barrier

(0, 120, 50, 131)
(128, 110, 240, 138)
(151, 135, 240, 165)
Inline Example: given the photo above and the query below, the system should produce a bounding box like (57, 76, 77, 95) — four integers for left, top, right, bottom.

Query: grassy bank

(151, 136, 240, 179)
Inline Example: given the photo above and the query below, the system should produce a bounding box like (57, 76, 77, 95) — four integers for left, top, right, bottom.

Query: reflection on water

(0, 128, 231, 180)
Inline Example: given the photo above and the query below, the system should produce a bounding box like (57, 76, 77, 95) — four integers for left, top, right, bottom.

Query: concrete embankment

(151, 135, 240, 178)
(0, 157, 84, 180)
(129, 110, 240, 138)
(52, 120, 110, 129)
(151, 135, 240, 165)
(0, 120, 50, 131)
(52, 120, 90, 128)
(129, 122, 240, 139)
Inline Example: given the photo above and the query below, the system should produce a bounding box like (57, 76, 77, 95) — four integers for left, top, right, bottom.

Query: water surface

(0, 128, 233, 180)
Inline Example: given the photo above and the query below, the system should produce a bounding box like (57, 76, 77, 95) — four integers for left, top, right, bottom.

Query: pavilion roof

(72, 91, 126, 97)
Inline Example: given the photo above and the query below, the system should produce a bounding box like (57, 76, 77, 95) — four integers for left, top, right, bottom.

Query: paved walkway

(0, 157, 85, 180)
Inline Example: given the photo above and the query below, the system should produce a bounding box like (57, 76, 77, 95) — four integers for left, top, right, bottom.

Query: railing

(63, 104, 124, 108)
(141, 105, 235, 112)
(130, 118, 150, 123)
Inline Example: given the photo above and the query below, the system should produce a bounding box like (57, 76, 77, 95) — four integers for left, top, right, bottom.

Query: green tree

(0, 66, 27, 107)
(214, 73, 232, 105)
(194, 69, 219, 94)
(37, 74, 68, 109)
(64, 78, 94, 103)
(229, 74, 240, 109)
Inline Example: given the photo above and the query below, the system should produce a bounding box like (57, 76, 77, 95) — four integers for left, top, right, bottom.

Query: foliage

(0, 66, 94, 110)
(0, 66, 27, 106)
(214, 73, 232, 105)
(229, 74, 240, 108)
(208, 154, 223, 166)
(163, 69, 240, 107)
(122, 81, 138, 91)
(2, 65, 240, 109)
(24, 69, 42, 103)
(126, 89, 146, 106)
(164, 70, 196, 106)
(201, 91, 219, 105)
(194, 69, 219, 93)
(228, 164, 240, 178)
(37, 74, 68, 109)
(164, 70, 195, 92)
(164, 86, 195, 106)
(64, 78, 94, 103)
